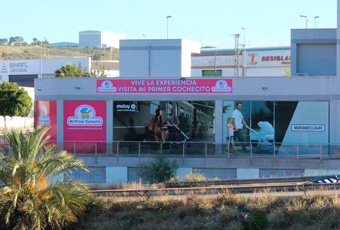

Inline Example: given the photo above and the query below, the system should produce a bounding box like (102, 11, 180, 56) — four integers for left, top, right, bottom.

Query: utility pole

(233, 34, 240, 77)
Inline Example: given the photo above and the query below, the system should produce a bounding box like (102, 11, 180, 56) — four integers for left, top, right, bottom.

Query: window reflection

(113, 101, 215, 142)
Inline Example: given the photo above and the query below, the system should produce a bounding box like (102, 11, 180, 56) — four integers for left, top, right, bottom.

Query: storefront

(35, 76, 337, 156)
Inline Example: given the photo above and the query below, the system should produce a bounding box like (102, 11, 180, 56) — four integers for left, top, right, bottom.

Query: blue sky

(1, 0, 337, 48)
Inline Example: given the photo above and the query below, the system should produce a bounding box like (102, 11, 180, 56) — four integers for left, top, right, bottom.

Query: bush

(185, 172, 207, 181)
(138, 154, 178, 183)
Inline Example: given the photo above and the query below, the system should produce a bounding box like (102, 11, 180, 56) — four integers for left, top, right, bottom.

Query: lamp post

(167, 15, 172, 39)
(39, 40, 42, 78)
(314, 16, 320, 28)
(300, 15, 310, 29)
(241, 27, 246, 77)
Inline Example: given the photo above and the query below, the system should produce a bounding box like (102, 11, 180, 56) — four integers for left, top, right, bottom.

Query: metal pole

(241, 27, 246, 76)
(40, 42, 42, 78)
(183, 143, 185, 158)
(166, 16, 172, 39)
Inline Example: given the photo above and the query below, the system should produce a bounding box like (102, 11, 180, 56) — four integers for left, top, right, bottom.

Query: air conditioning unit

(296, 73, 309, 76)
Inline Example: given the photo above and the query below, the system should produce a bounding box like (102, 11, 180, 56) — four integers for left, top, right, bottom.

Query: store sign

(0, 60, 39, 75)
(291, 124, 325, 132)
(0, 62, 8, 75)
(38, 105, 50, 125)
(67, 105, 103, 126)
(116, 103, 138, 112)
(36, 101, 57, 141)
(97, 79, 232, 94)
(64, 101, 106, 142)
(246, 50, 291, 67)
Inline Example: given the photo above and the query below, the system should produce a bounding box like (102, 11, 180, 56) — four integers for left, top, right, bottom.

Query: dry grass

(69, 187, 340, 230)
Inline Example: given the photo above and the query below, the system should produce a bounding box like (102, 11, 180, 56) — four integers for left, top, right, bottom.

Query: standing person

(224, 117, 235, 153)
(149, 108, 167, 142)
(232, 102, 249, 152)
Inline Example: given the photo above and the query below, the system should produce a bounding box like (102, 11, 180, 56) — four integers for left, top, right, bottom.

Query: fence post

(205, 143, 208, 159)
(95, 143, 98, 163)
(183, 143, 185, 158)
(297, 144, 299, 159)
(74, 142, 76, 155)
(138, 142, 141, 158)
(320, 144, 322, 160)
(117, 142, 119, 158)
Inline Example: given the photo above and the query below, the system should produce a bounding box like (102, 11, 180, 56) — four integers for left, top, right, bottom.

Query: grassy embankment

(71, 188, 340, 230)
(0, 45, 118, 60)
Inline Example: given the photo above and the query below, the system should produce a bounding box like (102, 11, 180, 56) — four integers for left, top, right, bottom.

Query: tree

(55, 63, 88, 77)
(32, 38, 38, 45)
(0, 127, 93, 229)
(0, 82, 33, 129)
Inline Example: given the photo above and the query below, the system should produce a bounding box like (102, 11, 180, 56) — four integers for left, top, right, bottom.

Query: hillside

(0, 45, 119, 61)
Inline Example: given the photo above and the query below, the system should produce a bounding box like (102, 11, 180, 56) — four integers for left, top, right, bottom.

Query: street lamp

(300, 15, 310, 29)
(314, 16, 320, 28)
(241, 27, 246, 77)
(166, 15, 172, 39)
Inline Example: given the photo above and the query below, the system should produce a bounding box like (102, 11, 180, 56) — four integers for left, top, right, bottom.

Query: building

(0, 57, 91, 87)
(34, 19, 340, 187)
(50, 42, 79, 47)
(291, 29, 336, 76)
(91, 60, 119, 77)
(79, 30, 125, 48)
(191, 46, 291, 77)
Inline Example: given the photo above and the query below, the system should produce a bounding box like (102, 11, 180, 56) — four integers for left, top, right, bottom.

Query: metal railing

(1, 140, 338, 159)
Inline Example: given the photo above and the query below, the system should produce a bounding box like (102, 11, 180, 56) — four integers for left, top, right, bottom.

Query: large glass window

(113, 101, 215, 142)
(223, 101, 329, 154)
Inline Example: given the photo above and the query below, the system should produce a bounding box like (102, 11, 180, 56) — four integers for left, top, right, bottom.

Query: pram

(247, 121, 274, 154)
(165, 119, 190, 150)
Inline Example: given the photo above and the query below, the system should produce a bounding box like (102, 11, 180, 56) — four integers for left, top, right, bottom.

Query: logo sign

(67, 105, 103, 126)
(0, 62, 8, 75)
(291, 124, 325, 132)
(96, 79, 233, 94)
(211, 80, 232, 92)
(116, 103, 137, 112)
(246, 50, 291, 67)
(36, 101, 57, 141)
(97, 80, 117, 92)
(38, 105, 50, 125)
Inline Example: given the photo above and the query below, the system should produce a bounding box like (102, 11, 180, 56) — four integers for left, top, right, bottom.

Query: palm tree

(0, 127, 93, 230)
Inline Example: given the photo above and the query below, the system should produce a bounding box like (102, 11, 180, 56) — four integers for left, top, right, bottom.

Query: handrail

(0, 140, 337, 160)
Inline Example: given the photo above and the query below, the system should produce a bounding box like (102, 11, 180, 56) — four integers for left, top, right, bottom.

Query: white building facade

(192, 46, 291, 77)
(0, 57, 91, 87)
(79, 30, 125, 48)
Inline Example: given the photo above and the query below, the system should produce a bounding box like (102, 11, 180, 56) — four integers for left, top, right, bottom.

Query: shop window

(113, 101, 215, 142)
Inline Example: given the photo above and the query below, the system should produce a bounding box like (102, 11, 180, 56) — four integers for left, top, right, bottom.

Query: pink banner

(36, 101, 57, 141)
(64, 101, 106, 142)
(97, 79, 232, 94)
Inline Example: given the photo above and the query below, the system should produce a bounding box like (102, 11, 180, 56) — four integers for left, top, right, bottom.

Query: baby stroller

(248, 121, 274, 154)
(165, 119, 190, 150)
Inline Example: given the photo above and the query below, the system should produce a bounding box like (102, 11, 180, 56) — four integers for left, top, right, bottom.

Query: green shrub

(243, 213, 268, 230)
(185, 172, 207, 181)
(138, 154, 178, 183)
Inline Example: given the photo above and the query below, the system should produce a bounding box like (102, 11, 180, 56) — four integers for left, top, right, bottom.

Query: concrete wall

(119, 39, 200, 78)
(291, 29, 336, 76)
